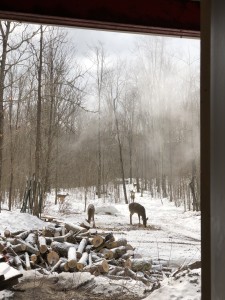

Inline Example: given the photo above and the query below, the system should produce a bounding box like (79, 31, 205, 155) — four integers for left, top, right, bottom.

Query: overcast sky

(66, 27, 200, 60)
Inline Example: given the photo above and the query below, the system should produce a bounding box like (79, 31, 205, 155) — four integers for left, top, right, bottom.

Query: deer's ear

(146, 218, 149, 221)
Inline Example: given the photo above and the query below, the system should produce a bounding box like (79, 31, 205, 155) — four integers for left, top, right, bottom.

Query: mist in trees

(0, 21, 200, 213)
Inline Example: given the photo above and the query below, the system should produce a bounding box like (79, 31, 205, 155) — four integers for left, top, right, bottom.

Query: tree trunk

(33, 25, 44, 217)
(162, 174, 167, 198)
(114, 113, 128, 204)
(136, 177, 140, 193)
(43, 46, 55, 194)
(128, 132, 133, 184)
(0, 22, 10, 212)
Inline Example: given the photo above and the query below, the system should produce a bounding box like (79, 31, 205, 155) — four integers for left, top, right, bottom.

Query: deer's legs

(130, 213, 133, 225)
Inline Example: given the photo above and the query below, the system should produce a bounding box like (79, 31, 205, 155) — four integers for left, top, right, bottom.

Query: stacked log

(0, 223, 167, 286)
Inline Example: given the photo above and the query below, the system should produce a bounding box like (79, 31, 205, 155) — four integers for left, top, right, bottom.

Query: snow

(0, 210, 49, 233)
(145, 269, 201, 300)
(0, 188, 201, 299)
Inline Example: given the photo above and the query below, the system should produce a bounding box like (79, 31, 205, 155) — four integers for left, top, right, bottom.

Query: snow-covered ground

(0, 188, 201, 299)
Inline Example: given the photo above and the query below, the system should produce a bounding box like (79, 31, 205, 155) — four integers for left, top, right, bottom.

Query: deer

(87, 204, 96, 228)
(57, 193, 69, 204)
(129, 202, 148, 227)
(130, 190, 135, 203)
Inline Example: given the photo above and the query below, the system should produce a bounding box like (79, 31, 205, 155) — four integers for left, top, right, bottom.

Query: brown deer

(129, 202, 148, 227)
(130, 190, 135, 203)
(87, 204, 95, 228)
(57, 193, 69, 204)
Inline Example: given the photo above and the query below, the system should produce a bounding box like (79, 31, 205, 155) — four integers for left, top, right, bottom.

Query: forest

(0, 21, 200, 215)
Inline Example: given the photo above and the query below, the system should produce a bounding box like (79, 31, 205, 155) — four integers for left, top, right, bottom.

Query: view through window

(0, 21, 200, 299)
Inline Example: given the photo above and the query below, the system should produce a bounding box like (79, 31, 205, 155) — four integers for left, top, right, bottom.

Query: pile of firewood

(0, 219, 169, 286)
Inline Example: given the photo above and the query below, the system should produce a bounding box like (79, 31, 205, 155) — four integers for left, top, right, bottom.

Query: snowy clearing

(0, 189, 201, 299)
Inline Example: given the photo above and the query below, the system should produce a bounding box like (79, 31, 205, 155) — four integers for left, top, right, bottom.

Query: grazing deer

(129, 202, 148, 227)
(130, 190, 135, 203)
(57, 193, 69, 204)
(87, 204, 95, 228)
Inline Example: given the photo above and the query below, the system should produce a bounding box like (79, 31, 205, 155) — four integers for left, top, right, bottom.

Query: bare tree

(88, 43, 108, 198)
(0, 21, 38, 212)
(106, 62, 128, 204)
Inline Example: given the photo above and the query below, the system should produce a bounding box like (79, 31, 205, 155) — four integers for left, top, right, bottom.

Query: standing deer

(130, 190, 135, 203)
(129, 202, 148, 227)
(57, 193, 69, 204)
(87, 204, 95, 228)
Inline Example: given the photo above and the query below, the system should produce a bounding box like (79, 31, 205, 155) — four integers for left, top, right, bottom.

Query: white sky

(66, 27, 200, 61)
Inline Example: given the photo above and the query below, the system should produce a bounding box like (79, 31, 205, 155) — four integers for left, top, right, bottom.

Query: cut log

(64, 222, 87, 233)
(76, 252, 89, 270)
(90, 235, 104, 248)
(79, 220, 91, 230)
(16, 230, 31, 240)
(14, 256, 23, 271)
(108, 266, 124, 275)
(51, 241, 78, 257)
(99, 248, 114, 260)
(83, 259, 109, 274)
(107, 258, 129, 268)
(42, 226, 55, 237)
(125, 244, 135, 251)
(41, 215, 57, 222)
(91, 253, 100, 262)
(16, 239, 39, 256)
(130, 258, 152, 272)
(61, 225, 65, 236)
(111, 246, 127, 259)
(25, 233, 38, 247)
(88, 253, 92, 266)
(104, 232, 115, 242)
(51, 258, 63, 272)
(67, 247, 77, 268)
(94, 234, 115, 252)
(11, 243, 27, 253)
(24, 252, 31, 270)
(38, 236, 48, 254)
(85, 244, 92, 253)
(46, 230, 74, 243)
(59, 259, 69, 272)
(30, 254, 37, 263)
(43, 226, 62, 237)
(47, 250, 60, 266)
(105, 238, 127, 249)
(123, 258, 132, 269)
(124, 267, 136, 278)
(121, 250, 134, 260)
(77, 238, 88, 259)
(4, 230, 11, 238)
(66, 233, 78, 244)
(5, 243, 22, 256)
(0, 241, 6, 252)
(3, 238, 17, 245)
(96, 259, 109, 273)
(11, 230, 25, 236)
(38, 255, 49, 269)
(116, 270, 126, 277)
(76, 232, 90, 239)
